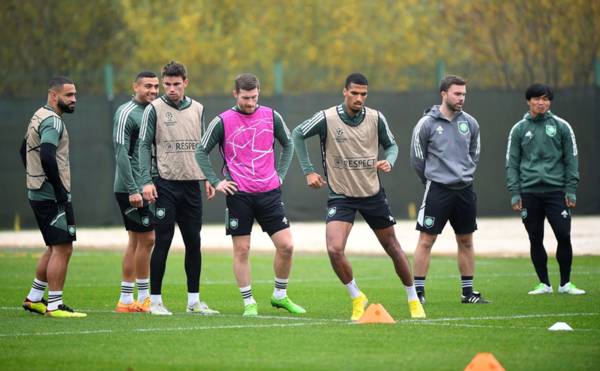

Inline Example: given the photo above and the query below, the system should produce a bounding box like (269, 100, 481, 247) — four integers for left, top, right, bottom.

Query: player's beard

(445, 100, 462, 113)
(58, 98, 75, 114)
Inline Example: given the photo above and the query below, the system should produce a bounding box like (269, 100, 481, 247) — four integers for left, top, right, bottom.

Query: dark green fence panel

(1, 88, 598, 229)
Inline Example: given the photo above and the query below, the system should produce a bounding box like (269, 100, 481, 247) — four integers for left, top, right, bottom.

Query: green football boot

(271, 296, 306, 314)
(243, 303, 258, 317)
(23, 298, 47, 315)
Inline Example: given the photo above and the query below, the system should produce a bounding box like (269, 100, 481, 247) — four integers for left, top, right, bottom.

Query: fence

(1, 88, 598, 229)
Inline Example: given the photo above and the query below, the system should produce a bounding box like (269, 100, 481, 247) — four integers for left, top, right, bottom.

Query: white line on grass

(1, 310, 598, 338)
(0, 321, 333, 338)
(411, 312, 599, 323)
(2, 306, 598, 325)
(416, 321, 598, 332)
(0, 306, 350, 323)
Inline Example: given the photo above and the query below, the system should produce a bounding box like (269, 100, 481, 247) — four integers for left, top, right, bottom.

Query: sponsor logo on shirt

(333, 157, 376, 170)
(165, 140, 199, 153)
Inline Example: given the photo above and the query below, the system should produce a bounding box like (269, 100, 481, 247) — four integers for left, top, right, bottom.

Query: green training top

(113, 98, 148, 194)
(138, 95, 203, 185)
(292, 104, 398, 199)
(195, 105, 293, 187)
(28, 105, 71, 201)
(505, 110, 579, 202)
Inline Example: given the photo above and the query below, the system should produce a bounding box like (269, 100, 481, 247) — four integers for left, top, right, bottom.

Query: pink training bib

(221, 106, 280, 193)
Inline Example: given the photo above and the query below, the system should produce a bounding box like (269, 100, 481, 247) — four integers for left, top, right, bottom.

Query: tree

(0, 0, 132, 96)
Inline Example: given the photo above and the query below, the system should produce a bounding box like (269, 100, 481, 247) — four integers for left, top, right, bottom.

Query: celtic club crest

(458, 121, 470, 135)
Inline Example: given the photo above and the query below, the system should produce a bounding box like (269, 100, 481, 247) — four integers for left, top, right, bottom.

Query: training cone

(548, 322, 573, 331)
(357, 304, 396, 324)
(464, 352, 505, 371)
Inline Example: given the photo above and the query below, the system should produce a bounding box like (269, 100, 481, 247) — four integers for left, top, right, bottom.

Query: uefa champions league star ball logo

(164, 111, 176, 124)
(458, 121, 470, 135)
(424, 216, 435, 228)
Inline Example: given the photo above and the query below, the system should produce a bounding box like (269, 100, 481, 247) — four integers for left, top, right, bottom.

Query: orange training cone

(464, 352, 505, 371)
(357, 304, 396, 324)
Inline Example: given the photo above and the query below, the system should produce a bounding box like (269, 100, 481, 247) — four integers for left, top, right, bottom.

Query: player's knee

(52, 243, 73, 256)
(381, 239, 401, 254)
(326, 244, 345, 259)
(456, 237, 473, 250)
(234, 244, 251, 258)
(417, 239, 434, 250)
(276, 242, 294, 256)
(555, 232, 571, 245)
(141, 234, 155, 249)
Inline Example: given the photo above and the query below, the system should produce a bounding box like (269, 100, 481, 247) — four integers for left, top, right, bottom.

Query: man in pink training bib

(195, 73, 305, 317)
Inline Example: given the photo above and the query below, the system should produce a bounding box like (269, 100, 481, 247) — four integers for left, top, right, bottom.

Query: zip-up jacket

(505, 110, 579, 203)
(410, 105, 480, 187)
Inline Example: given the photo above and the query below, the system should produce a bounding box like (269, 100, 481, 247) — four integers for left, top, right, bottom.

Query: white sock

(47, 291, 63, 311)
(136, 278, 150, 302)
(120, 281, 134, 304)
(405, 284, 419, 301)
(27, 278, 47, 302)
(151, 294, 163, 306)
(345, 279, 361, 299)
(273, 277, 288, 300)
(188, 292, 200, 306)
(240, 285, 256, 306)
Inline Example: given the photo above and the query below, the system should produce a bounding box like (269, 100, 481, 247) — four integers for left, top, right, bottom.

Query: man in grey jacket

(410, 75, 488, 304)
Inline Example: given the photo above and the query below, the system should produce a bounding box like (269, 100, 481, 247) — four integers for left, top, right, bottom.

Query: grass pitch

(0, 249, 598, 370)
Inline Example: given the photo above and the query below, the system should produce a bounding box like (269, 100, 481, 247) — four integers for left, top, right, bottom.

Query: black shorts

(416, 181, 477, 235)
(521, 191, 571, 237)
(115, 192, 154, 233)
(225, 188, 289, 236)
(326, 188, 396, 230)
(154, 178, 203, 227)
(29, 199, 76, 246)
